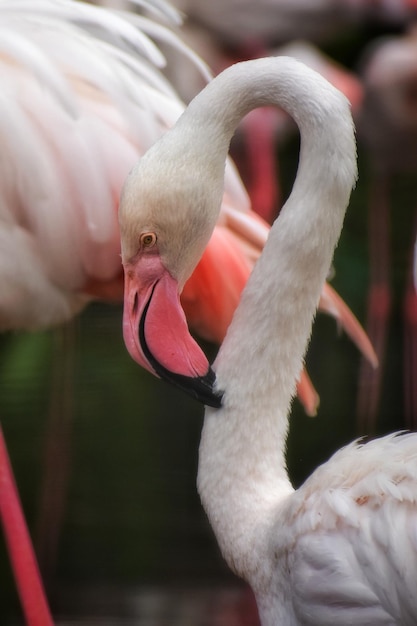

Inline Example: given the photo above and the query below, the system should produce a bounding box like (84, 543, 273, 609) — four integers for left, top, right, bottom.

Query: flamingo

(119, 56, 417, 625)
(0, 1, 374, 621)
(356, 29, 417, 432)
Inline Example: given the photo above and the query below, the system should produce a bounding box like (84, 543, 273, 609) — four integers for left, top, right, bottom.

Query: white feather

(0, 0, 228, 330)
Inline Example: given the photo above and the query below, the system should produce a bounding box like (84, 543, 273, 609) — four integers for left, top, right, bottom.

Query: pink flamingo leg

(0, 426, 54, 626)
(238, 107, 281, 224)
(357, 176, 392, 433)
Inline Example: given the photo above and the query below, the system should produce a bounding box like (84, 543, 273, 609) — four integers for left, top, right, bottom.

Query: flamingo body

(0, 0, 178, 328)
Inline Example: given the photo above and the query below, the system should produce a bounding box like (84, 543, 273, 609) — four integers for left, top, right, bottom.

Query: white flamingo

(119, 56, 417, 625)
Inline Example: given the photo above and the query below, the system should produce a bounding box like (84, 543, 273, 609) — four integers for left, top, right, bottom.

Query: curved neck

(195, 57, 357, 581)
(174, 56, 355, 199)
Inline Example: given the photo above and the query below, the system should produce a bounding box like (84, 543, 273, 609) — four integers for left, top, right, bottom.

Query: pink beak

(122, 253, 222, 408)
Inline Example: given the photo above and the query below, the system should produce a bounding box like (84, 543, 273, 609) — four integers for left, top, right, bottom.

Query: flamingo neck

(195, 58, 357, 584)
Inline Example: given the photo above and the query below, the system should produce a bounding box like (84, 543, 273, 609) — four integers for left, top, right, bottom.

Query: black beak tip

(201, 384, 223, 409)
(158, 365, 223, 408)
(195, 366, 223, 408)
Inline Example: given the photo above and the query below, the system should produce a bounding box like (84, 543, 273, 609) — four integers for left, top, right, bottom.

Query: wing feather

(271, 433, 417, 624)
(0, 0, 216, 330)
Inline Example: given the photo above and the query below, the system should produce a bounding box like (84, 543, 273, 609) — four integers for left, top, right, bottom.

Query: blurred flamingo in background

(0, 0, 377, 623)
(356, 28, 417, 432)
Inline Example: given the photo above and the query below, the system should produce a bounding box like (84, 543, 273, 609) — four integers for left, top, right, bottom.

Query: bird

(356, 28, 417, 432)
(119, 56, 417, 625)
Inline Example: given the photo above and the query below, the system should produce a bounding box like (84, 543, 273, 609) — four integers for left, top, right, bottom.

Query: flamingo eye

(140, 232, 157, 248)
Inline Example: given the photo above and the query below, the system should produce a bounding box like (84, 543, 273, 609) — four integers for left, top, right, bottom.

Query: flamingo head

(118, 140, 224, 408)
